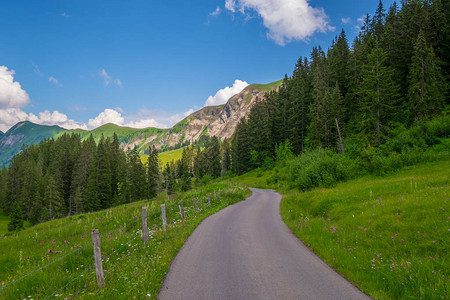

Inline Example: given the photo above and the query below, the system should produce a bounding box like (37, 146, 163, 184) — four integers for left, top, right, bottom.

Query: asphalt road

(159, 188, 370, 300)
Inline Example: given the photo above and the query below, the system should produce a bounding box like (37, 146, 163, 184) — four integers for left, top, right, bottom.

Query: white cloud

(48, 76, 59, 85)
(99, 69, 122, 87)
(225, 0, 332, 45)
(225, 0, 237, 13)
(204, 79, 248, 107)
(61, 12, 70, 18)
(0, 66, 30, 109)
(27, 110, 87, 130)
(0, 108, 87, 132)
(88, 108, 125, 128)
(341, 17, 351, 24)
(210, 6, 222, 17)
(125, 119, 167, 129)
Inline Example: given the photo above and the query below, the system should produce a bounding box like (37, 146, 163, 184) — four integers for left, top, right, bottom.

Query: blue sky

(0, 0, 394, 132)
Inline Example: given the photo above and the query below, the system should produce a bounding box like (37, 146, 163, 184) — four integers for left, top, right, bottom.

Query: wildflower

(52, 239, 56, 244)
(423, 233, 427, 237)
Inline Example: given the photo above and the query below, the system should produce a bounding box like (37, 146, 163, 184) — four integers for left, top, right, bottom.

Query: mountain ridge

(0, 80, 281, 165)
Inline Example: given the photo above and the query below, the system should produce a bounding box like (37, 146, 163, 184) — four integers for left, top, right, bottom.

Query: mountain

(156, 81, 282, 150)
(0, 80, 281, 165)
(0, 121, 66, 166)
(0, 131, 3, 138)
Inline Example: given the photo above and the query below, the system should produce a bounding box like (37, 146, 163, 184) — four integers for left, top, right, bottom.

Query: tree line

(0, 133, 160, 228)
(231, 0, 448, 174)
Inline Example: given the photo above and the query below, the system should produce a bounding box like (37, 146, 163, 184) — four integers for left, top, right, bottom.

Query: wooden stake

(141, 207, 148, 247)
(161, 204, 167, 231)
(91, 229, 105, 288)
(207, 195, 211, 207)
(179, 203, 185, 221)
(193, 198, 199, 211)
(335, 118, 344, 153)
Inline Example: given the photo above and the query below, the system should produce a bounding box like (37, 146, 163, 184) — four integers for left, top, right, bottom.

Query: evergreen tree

(179, 147, 192, 191)
(147, 145, 160, 199)
(359, 41, 400, 144)
(408, 30, 446, 122)
(8, 201, 24, 231)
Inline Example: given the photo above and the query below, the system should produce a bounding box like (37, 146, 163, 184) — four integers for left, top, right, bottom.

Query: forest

(231, 0, 448, 174)
(1, 0, 448, 229)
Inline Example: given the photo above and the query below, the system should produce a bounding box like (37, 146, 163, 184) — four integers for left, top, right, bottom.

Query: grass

(251, 79, 283, 91)
(0, 182, 250, 299)
(0, 213, 10, 234)
(140, 148, 184, 167)
(235, 160, 449, 299)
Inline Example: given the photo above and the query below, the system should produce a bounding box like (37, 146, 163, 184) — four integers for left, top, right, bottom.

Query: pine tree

(408, 30, 446, 122)
(359, 41, 400, 144)
(221, 140, 231, 178)
(8, 201, 24, 231)
(147, 145, 160, 199)
(179, 147, 192, 191)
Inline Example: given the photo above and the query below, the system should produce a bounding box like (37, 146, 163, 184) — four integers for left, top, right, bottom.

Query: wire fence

(0, 188, 232, 298)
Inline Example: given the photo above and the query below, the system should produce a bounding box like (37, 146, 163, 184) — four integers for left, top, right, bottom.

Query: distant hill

(0, 131, 3, 139)
(0, 121, 66, 166)
(0, 80, 282, 165)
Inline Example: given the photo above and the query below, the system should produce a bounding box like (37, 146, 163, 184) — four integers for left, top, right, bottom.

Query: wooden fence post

(161, 204, 167, 231)
(141, 207, 148, 247)
(193, 198, 199, 211)
(179, 203, 185, 221)
(207, 195, 211, 207)
(91, 229, 105, 288)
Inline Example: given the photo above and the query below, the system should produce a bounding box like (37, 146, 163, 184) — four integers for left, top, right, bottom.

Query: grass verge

(236, 160, 449, 299)
(0, 182, 249, 299)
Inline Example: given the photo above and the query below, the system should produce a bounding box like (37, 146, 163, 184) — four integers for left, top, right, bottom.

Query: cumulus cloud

(0, 66, 30, 109)
(225, 0, 332, 45)
(99, 69, 122, 87)
(61, 12, 70, 18)
(87, 108, 125, 128)
(341, 17, 351, 24)
(0, 108, 87, 132)
(204, 79, 248, 107)
(48, 76, 59, 85)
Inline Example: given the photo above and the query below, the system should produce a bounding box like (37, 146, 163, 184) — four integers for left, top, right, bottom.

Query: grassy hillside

(141, 148, 184, 167)
(0, 121, 66, 166)
(0, 182, 249, 299)
(251, 79, 283, 91)
(235, 160, 449, 299)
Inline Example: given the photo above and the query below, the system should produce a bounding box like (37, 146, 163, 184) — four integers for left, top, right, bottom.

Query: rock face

(156, 84, 272, 148)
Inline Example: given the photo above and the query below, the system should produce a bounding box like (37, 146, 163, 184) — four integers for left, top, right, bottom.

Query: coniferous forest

(231, 0, 449, 175)
(1, 0, 449, 229)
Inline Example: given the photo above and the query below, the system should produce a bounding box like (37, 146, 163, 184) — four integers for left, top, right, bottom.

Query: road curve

(159, 188, 370, 300)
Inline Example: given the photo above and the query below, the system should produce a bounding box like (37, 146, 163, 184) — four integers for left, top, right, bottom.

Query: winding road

(159, 188, 370, 300)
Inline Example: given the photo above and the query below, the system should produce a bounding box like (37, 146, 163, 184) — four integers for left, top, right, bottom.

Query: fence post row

(91, 229, 105, 288)
(179, 203, 185, 221)
(161, 204, 167, 231)
(193, 198, 199, 211)
(141, 207, 148, 247)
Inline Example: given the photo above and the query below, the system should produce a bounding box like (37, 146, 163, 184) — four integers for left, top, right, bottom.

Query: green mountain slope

(0, 121, 66, 166)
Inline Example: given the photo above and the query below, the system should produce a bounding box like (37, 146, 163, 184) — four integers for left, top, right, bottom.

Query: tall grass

(0, 182, 249, 299)
(281, 161, 449, 299)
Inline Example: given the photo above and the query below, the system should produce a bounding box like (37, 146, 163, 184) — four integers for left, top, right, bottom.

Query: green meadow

(0, 182, 249, 299)
(236, 160, 449, 299)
